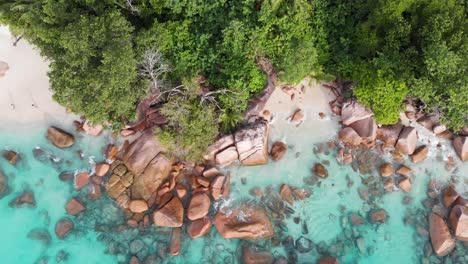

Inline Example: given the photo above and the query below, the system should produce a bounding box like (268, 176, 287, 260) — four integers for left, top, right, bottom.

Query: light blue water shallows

(0, 121, 467, 264)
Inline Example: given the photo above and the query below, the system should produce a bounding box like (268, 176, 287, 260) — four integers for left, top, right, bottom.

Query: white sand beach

(0, 26, 74, 130)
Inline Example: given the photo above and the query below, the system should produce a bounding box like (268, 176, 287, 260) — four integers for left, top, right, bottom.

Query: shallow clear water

(0, 119, 467, 264)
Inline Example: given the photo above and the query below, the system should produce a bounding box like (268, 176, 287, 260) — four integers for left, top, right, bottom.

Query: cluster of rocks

(205, 118, 269, 166)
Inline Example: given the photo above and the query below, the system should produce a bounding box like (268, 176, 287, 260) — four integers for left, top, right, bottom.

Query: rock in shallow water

(55, 218, 74, 239)
(368, 209, 388, 224)
(46, 126, 75, 148)
(9, 190, 36, 208)
(242, 246, 274, 264)
(270, 141, 287, 161)
(153, 196, 183, 227)
(295, 236, 314, 253)
(0, 170, 10, 199)
(187, 217, 211, 238)
(429, 212, 455, 256)
(313, 163, 328, 178)
(27, 228, 51, 245)
(65, 198, 85, 215)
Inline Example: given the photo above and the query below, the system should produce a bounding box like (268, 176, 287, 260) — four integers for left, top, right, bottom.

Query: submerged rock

(369, 209, 388, 224)
(214, 204, 274, 239)
(449, 205, 468, 241)
(2, 150, 19, 165)
(429, 213, 455, 256)
(9, 191, 36, 208)
(55, 218, 74, 239)
(270, 141, 287, 161)
(27, 228, 51, 245)
(169, 227, 181, 256)
(242, 246, 274, 264)
(46, 126, 75, 148)
(349, 213, 365, 225)
(290, 109, 305, 123)
(0, 170, 10, 199)
(153, 196, 183, 227)
(295, 236, 314, 253)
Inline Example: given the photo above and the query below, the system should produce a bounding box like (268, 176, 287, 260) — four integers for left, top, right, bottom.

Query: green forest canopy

(0, 0, 466, 159)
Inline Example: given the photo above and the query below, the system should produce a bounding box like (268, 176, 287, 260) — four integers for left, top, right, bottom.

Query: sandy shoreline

(0, 26, 76, 131)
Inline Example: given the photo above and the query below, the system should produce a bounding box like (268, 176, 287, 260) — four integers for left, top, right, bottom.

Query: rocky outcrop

(235, 120, 269, 166)
(270, 141, 287, 161)
(395, 126, 418, 155)
(449, 205, 468, 241)
(338, 127, 362, 146)
(215, 146, 238, 166)
(205, 135, 235, 161)
(82, 120, 103, 136)
(429, 213, 455, 256)
(46, 126, 75, 148)
(9, 191, 35, 208)
(348, 117, 377, 143)
(377, 124, 404, 147)
(55, 218, 74, 239)
(0, 61, 9, 77)
(122, 132, 172, 201)
(453, 136, 467, 161)
(2, 150, 19, 165)
(398, 177, 412, 192)
(153, 196, 183, 227)
(242, 246, 274, 264)
(290, 109, 305, 124)
(341, 99, 373, 126)
(213, 204, 274, 239)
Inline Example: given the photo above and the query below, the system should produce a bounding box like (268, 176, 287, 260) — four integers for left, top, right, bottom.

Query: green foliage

(159, 83, 219, 162)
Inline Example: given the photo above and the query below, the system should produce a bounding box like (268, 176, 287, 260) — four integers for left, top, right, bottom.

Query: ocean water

(0, 118, 467, 264)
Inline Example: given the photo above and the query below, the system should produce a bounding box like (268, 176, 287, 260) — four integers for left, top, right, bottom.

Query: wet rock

(341, 99, 373, 126)
(377, 124, 404, 147)
(153, 196, 183, 227)
(448, 205, 468, 241)
(290, 109, 304, 123)
(169, 227, 181, 256)
(395, 126, 418, 155)
(214, 204, 274, 239)
(380, 163, 394, 177)
(27, 228, 51, 245)
(242, 246, 274, 264)
(384, 178, 395, 192)
(46, 126, 75, 148)
(2, 150, 19, 165)
(313, 163, 328, 178)
(235, 120, 269, 166)
(187, 217, 211, 238)
(270, 141, 287, 161)
(65, 198, 85, 215)
(105, 144, 119, 161)
(215, 146, 239, 166)
(188, 192, 211, 221)
(338, 127, 362, 146)
(429, 212, 455, 256)
(396, 165, 411, 177)
(279, 184, 294, 205)
(317, 256, 339, 264)
(295, 236, 314, 253)
(55, 218, 74, 239)
(410, 145, 428, 163)
(74, 172, 90, 190)
(453, 136, 467, 161)
(95, 163, 110, 177)
(129, 199, 148, 213)
(9, 191, 35, 208)
(349, 213, 365, 225)
(369, 209, 388, 224)
(82, 120, 103, 136)
(348, 117, 377, 144)
(398, 177, 412, 193)
(443, 185, 459, 208)
(59, 171, 74, 182)
(204, 134, 235, 161)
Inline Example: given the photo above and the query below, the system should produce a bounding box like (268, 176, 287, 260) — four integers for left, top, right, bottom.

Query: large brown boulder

(55, 218, 74, 239)
(153, 196, 183, 227)
(453, 136, 467, 161)
(242, 246, 274, 264)
(348, 117, 377, 143)
(204, 135, 235, 161)
(410, 145, 428, 163)
(270, 141, 287, 161)
(187, 217, 211, 239)
(213, 204, 274, 239)
(46, 126, 75, 148)
(449, 205, 468, 241)
(235, 120, 269, 166)
(187, 192, 211, 221)
(395, 126, 418, 155)
(338, 127, 362, 146)
(443, 185, 459, 208)
(377, 124, 404, 147)
(429, 213, 455, 256)
(215, 146, 239, 166)
(65, 198, 85, 215)
(123, 132, 172, 201)
(341, 99, 373, 126)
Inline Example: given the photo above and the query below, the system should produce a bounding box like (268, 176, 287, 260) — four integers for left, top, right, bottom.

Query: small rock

(338, 127, 362, 146)
(380, 163, 394, 177)
(398, 177, 412, 192)
(349, 213, 365, 225)
(129, 199, 148, 213)
(396, 165, 411, 177)
(270, 141, 287, 161)
(317, 256, 339, 264)
(291, 109, 304, 123)
(9, 191, 35, 208)
(395, 126, 418, 155)
(313, 163, 328, 178)
(169, 228, 181, 256)
(279, 184, 294, 205)
(2, 150, 19, 165)
(27, 228, 51, 245)
(453, 136, 467, 161)
(429, 213, 455, 256)
(448, 205, 468, 241)
(153, 196, 183, 227)
(82, 120, 103, 136)
(295, 236, 314, 253)
(410, 145, 428, 163)
(369, 209, 388, 224)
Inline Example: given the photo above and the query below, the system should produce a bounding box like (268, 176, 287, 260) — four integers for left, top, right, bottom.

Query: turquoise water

(1, 121, 467, 264)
